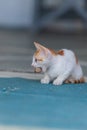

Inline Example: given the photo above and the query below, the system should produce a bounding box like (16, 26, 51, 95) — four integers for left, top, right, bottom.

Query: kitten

(31, 42, 85, 85)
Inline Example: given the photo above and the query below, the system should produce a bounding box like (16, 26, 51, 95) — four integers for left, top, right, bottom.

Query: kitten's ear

(34, 42, 41, 50)
(34, 42, 47, 50)
(34, 42, 51, 55)
(34, 42, 52, 57)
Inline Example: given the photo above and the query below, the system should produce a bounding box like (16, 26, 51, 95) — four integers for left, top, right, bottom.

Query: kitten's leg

(70, 64, 85, 83)
(64, 77, 76, 84)
(41, 74, 50, 84)
(64, 77, 75, 84)
(53, 71, 71, 85)
(64, 64, 85, 84)
(65, 77, 85, 84)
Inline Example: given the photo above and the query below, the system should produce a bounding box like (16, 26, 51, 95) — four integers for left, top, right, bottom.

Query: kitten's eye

(35, 58, 43, 62)
(35, 58, 37, 62)
(38, 59, 43, 62)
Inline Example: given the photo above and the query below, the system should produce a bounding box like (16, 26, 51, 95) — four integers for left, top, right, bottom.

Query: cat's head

(31, 42, 52, 72)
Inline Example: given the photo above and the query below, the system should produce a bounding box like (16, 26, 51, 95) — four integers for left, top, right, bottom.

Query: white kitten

(32, 42, 85, 85)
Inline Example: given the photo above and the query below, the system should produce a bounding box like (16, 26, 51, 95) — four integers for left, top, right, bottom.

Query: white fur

(32, 49, 83, 85)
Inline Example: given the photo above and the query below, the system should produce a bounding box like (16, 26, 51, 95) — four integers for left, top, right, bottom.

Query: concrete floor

(0, 29, 87, 76)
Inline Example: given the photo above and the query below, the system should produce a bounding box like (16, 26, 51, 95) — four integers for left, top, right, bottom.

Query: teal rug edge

(0, 78, 87, 129)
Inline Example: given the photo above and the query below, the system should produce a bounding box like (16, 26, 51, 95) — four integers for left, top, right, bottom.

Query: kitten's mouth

(34, 67, 42, 73)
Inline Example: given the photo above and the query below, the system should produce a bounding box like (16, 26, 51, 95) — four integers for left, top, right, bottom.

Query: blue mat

(0, 78, 87, 129)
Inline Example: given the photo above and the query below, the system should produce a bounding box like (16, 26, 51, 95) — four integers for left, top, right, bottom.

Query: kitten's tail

(65, 77, 85, 84)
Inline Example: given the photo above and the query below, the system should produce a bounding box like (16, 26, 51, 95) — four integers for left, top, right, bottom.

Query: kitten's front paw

(41, 77, 50, 84)
(53, 79, 63, 86)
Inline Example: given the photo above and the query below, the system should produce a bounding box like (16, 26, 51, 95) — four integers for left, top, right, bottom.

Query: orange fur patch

(49, 49, 64, 56)
(34, 50, 40, 56)
(57, 50, 64, 56)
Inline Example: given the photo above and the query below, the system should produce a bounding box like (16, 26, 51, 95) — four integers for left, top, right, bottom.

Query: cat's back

(62, 49, 75, 58)
(57, 48, 74, 57)
(56, 49, 76, 63)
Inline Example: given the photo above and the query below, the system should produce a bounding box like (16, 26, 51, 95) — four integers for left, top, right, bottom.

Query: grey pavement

(0, 29, 87, 76)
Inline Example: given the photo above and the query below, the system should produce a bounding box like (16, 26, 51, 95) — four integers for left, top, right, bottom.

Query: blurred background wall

(0, 0, 86, 29)
(0, 0, 35, 28)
